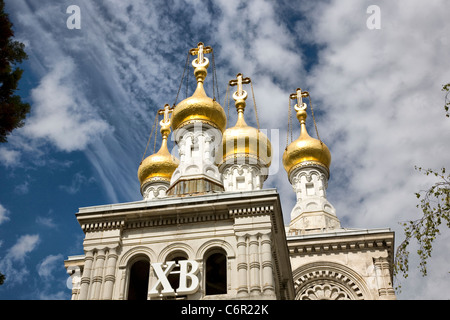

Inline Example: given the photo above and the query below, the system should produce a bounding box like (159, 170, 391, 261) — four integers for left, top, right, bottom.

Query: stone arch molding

(293, 261, 371, 300)
(118, 246, 157, 268)
(157, 242, 196, 262)
(195, 239, 236, 260)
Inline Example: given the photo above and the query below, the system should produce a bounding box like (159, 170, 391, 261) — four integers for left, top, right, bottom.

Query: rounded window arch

(293, 261, 370, 300)
(127, 255, 150, 300)
(204, 248, 227, 296)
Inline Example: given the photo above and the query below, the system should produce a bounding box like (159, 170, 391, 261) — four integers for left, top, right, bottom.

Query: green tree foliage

(395, 167, 450, 280)
(443, 83, 450, 118)
(0, 272, 4, 285)
(0, 0, 30, 143)
(394, 84, 450, 283)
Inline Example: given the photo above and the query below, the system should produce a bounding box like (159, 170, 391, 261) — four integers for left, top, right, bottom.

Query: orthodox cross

(290, 88, 309, 110)
(158, 104, 174, 128)
(189, 42, 213, 64)
(229, 73, 251, 99)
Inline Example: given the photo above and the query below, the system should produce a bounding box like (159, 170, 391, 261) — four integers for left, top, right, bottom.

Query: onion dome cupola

(138, 104, 179, 200)
(282, 88, 340, 235)
(167, 42, 226, 196)
(282, 89, 331, 178)
(171, 42, 227, 133)
(218, 73, 272, 192)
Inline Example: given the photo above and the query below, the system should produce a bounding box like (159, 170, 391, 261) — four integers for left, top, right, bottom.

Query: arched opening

(205, 251, 227, 295)
(165, 251, 188, 299)
(127, 259, 150, 300)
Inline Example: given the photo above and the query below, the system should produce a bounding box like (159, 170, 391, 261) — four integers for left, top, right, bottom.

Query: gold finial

(158, 104, 174, 137)
(189, 42, 213, 83)
(290, 88, 309, 124)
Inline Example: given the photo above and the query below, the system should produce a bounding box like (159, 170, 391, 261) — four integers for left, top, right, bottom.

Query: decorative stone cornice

(228, 205, 273, 217)
(81, 220, 125, 232)
(77, 189, 283, 233)
(287, 229, 394, 256)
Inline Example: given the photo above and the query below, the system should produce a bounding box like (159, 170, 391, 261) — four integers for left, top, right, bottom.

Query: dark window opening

(127, 259, 150, 300)
(205, 252, 227, 295)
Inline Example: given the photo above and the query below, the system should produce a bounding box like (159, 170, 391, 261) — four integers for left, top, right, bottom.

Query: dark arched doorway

(205, 251, 227, 295)
(127, 259, 150, 300)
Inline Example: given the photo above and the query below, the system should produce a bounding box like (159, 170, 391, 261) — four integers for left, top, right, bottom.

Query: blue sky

(1, 0, 450, 299)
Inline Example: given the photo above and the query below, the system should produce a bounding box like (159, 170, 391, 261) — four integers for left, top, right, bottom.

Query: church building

(64, 43, 396, 300)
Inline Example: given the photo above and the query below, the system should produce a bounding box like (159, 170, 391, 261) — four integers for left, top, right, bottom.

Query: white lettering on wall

(148, 260, 200, 297)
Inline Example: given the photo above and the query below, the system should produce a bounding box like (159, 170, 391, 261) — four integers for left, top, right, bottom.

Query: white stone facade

(288, 164, 340, 234)
(220, 164, 264, 192)
(142, 180, 170, 200)
(169, 122, 223, 192)
(286, 228, 396, 300)
(65, 189, 294, 300)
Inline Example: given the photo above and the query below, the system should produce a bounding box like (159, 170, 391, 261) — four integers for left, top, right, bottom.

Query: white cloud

(0, 234, 40, 285)
(301, 0, 450, 227)
(0, 147, 20, 167)
(23, 58, 111, 152)
(59, 172, 95, 195)
(0, 204, 10, 225)
(37, 254, 63, 280)
(14, 181, 29, 195)
(6, 234, 40, 263)
(36, 216, 57, 229)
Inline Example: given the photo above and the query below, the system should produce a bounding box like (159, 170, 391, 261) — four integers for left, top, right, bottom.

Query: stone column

(102, 247, 118, 300)
(66, 266, 81, 300)
(236, 235, 249, 298)
(260, 233, 275, 297)
(249, 234, 261, 296)
(118, 267, 127, 300)
(373, 257, 396, 300)
(79, 250, 94, 300)
(91, 249, 106, 300)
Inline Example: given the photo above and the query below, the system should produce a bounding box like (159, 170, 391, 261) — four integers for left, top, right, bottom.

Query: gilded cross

(189, 42, 212, 64)
(158, 104, 173, 128)
(229, 73, 251, 99)
(290, 88, 309, 110)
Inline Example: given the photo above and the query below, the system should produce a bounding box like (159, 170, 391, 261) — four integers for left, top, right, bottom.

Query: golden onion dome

(282, 102, 331, 177)
(219, 95, 271, 168)
(171, 43, 227, 132)
(137, 122, 179, 191)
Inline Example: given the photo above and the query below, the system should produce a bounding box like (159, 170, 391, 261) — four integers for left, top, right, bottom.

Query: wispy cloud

(0, 234, 40, 285)
(0, 204, 10, 225)
(59, 172, 95, 195)
(35, 216, 57, 229)
(0, 147, 21, 167)
(37, 254, 63, 280)
(23, 58, 111, 152)
(14, 181, 29, 195)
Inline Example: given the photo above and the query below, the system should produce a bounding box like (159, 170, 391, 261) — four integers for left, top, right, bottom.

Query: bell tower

(283, 88, 396, 300)
(167, 42, 227, 196)
(283, 88, 339, 234)
(218, 73, 271, 192)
